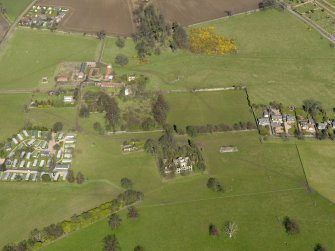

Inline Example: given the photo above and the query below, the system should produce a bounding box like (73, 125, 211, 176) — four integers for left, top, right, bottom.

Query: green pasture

(166, 90, 254, 129)
(102, 10, 335, 110)
(0, 0, 33, 22)
(0, 28, 98, 90)
(297, 141, 335, 203)
(0, 182, 120, 247)
(39, 132, 335, 251)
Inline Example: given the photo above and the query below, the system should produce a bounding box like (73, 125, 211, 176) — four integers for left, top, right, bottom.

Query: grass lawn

(166, 90, 254, 129)
(0, 181, 120, 247)
(297, 141, 335, 203)
(0, 28, 99, 90)
(1, 0, 33, 22)
(0, 93, 30, 141)
(0, 93, 77, 141)
(102, 10, 335, 110)
(39, 132, 335, 251)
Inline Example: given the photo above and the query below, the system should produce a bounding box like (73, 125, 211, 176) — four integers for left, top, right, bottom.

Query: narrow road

(0, 0, 38, 50)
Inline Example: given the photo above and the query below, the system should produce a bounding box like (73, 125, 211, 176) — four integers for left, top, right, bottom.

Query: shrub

(283, 216, 299, 234)
(115, 36, 125, 48)
(41, 174, 51, 182)
(115, 54, 129, 66)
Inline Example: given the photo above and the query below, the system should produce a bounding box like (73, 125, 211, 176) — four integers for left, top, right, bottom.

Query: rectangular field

(166, 90, 254, 129)
(1, 0, 33, 22)
(0, 28, 98, 90)
(37, 0, 135, 35)
(153, 0, 260, 25)
(39, 132, 335, 251)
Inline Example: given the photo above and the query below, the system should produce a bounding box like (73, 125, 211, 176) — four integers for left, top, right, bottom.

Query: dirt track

(38, 0, 135, 35)
(36, 0, 260, 35)
(153, 0, 261, 25)
(0, 14, 9, 41)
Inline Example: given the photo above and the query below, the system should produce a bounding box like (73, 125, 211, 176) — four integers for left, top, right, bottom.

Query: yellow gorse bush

(189, 26, 237, 55)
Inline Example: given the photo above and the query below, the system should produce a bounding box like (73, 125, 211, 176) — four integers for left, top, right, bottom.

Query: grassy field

(0, 127, 162, 246)
(0, 93, 30, 140)
(39, 132, 335, 251)
(297, 141, 335, 203)
(166, 90, 254, 129)
(0, 93, 77, 141)
(102, 10, 335, 110)
(0, 0, 33, 22)
(0, 28, 98, 90)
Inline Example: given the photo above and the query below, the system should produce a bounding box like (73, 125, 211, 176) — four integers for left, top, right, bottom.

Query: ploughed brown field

(37, 0, 260, 35)
(154, 0, 261, 25)
(0, 14, 9, 41)
(37, 0, 136, 35)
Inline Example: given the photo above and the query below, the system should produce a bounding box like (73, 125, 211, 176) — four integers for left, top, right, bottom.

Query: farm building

(56, 76, 69, 83)
(258, 118, 270, 126)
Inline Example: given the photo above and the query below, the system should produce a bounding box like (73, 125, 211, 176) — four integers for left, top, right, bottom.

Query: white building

(64, 96, 74, 104)
(174, 157, 193, 174)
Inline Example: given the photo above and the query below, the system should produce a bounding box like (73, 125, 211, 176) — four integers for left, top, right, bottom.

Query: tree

(29, 228, 46, 244)
(144, 138, 158, 154)
(127, 206, 139, 219)
(224, 221, 238, 238)
(282, 216, 299, 234)
(79, 105, 90, 118)
(108, 213, 122, 230)
(314, 243, 326, 251)
(2, 245, 16, 251)
(120, 177, 133, 189)
(76, 172, 85, 184)
(103, 234, 121, 251)
(134, 245, 145, 251)
(115, 36, 125, 48)
(259, 0, 278, 9)
(209, 224, 219, 237)
(172, 23, 188, 48)
(97, 30, 106, 40)
(93, 122, 104, 134)
(207, 177, 224, 192)
(105, 97, 120, 132)
(67, 169, 75, 183)
(152, 93, 169, 125)
(41, 173, 51, 182)
(115, 54, 129, 66)
(302, 99, 322, 117)
(52, 121, 63, 132)
(141, 117, 155, 131)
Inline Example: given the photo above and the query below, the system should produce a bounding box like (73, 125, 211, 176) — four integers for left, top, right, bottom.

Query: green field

(0, 93, 77, 141)
(166, 90, 254, 129)
(2, 6, 335, 251)
(0, 28, 98, 90)
(297, 141, 335, 203)
(0, 0, 33, 22)
(102, 10, 335, 110)
(38, 132, 335, 251)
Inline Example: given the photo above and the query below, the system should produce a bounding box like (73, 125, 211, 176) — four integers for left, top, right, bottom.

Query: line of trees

(152, 93, 169, 125)
(186, 121, 257, 137)
(2, 189, 143, 250)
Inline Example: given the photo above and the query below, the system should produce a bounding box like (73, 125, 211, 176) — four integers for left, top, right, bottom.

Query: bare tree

(224, 221, 238, 238)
